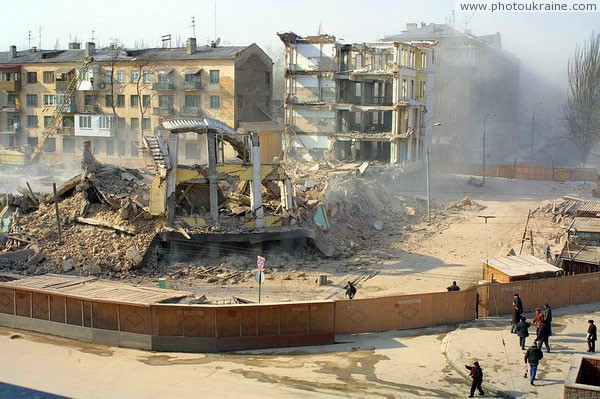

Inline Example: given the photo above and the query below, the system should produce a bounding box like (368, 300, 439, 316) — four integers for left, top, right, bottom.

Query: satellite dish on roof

(214, 37, 221, 47)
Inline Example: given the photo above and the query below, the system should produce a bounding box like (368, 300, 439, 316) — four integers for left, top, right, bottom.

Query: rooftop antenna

(214, 0, 217, 41)
(38, 27, 42, 49)
(318, 21, 323, 35)
(27, 30, 32, 49)
(452, 10, 456, 27)
(191, 16, 196, 38)
(90, 30, 96, 42)
(162, 34, 172, 48)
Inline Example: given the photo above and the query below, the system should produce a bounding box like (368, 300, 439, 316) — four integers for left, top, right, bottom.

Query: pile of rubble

(0, 163, 163, 277)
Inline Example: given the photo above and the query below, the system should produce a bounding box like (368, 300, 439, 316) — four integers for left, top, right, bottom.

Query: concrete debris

(125, 246, 143, 268)
(83, 264, 102, 275)
(405, 207, 416, 216)
(62, 259, 74, 272)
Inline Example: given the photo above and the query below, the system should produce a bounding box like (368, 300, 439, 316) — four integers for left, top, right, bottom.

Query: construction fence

(433, 163, 598, 182)
(0, 272, 599, 350)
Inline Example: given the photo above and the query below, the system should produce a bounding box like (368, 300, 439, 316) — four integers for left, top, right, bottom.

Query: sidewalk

(444, 302, 600, 398)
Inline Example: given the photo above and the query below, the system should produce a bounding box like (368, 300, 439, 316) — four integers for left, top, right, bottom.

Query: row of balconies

(54, 80, 203, 92)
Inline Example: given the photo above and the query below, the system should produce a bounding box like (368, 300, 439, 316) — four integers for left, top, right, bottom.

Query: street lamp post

(426, 122, 442, 225)
(531, 102, 543, 154)
(482, 113, 496, 186)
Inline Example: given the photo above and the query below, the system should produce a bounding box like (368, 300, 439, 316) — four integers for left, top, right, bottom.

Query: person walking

(465, 361, 484, 397)
(511, 306, 521, 334)
(588, 320, 597, 353)
(538, 320, 551, 353)
(512, 294, 523, 333)
(534, 308, 545, 339)
(344, 281, 356, 299)
(542, 303, 552, 336)
(513, 293, 523, 314)
(515, 316, 531, 350)
(525, 342, 544, 385)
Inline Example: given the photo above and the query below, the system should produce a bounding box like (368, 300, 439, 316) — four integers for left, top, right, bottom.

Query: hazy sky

(2, 0, 598, 90)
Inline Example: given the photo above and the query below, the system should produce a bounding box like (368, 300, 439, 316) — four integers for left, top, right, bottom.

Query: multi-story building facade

(0, 39, 272, 165)
(278, 32, 434, 165)
(383, 23, 520, 163)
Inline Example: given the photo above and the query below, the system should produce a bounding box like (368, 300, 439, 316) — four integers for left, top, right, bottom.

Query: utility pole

(478, 215, 496, 264)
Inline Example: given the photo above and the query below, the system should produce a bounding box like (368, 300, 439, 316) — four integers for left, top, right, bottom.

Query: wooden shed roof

(482, 255, 562, 277)
(0, 274, 192, 305)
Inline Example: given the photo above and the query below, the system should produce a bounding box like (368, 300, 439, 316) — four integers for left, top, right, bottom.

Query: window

(99, 116, 113, 130)
(142, 70, 152, 83)
(130, 95, 139, 107)
(130, 118, 139, 130)
(354, 82, 362, 97)
(105, 95, 113, 107)
(142, 118, 150, 130)
(184, 73, 200, 82)
(265, 72, 270, 85)
(142, 95, 150, 107)
(116, 70, 126, 83)
(117, 117, 126, 130)
(130, 70, 139, 83)
(158, 95, 173, 107)
(373, 111, 379, 124)
(116, 95, 125, 107)
(55, 94, 67, 106)
(237, 95, 243, 109)
(62, 117, 74, 128)
(410, 79, 415, 100)
(131, 141, 139, 157)
(44, 116, 55, 128)
(158, 72, 172, 83)
(209, 70, 220, 83)
(354, 112, 361, 124)
(402, 79, 407, 100)
(421, 53, 427, 69)
(104, 70, 113, 83)
(44, 95, 55, 106)
(185, 95, 200, 107)
(118, 141, 126, 157)
(44, 138, 56, 153)
(79, 116, 92, 129)
(63, 137, 75, 153)
(355, 54, 363, 69)
(26, 72, 37, 83)
(43, 71, 54, 84)
(106, 139, 114, 156)
(26, 94, 37, 106)
(210, 95, 220, 109)
(27, 115, 38, 127)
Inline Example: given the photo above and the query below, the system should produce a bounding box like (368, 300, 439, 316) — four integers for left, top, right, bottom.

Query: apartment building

(277, 32, 434, 165)
(0, 38, 272, 165)
(383, 23, 520, 163)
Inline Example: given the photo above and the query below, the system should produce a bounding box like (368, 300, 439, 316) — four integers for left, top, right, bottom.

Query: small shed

(559, 243, 600, 275)
(568, 217, 600, 246)
(482, 254, 562, 283)
(575, 201, 600, 218)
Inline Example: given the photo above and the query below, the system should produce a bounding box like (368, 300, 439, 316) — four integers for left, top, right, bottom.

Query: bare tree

(105, 41, 128, 140)
(564, 32, 600, 166)
(132, 61, 158, 144)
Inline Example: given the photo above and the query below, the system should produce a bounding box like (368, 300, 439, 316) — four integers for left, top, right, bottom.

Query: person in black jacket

(344, 281, 356, 299)
(525, 342, 544, 385)
(537, 321, 551, 353)
(542, 303, 553, 336)
(588, 320, 597, 352)
(515, 316, 531, 350)
(465, 361, 484, 397)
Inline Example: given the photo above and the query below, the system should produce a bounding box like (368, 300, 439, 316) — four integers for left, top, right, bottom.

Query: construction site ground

(132, 170, 594, 303)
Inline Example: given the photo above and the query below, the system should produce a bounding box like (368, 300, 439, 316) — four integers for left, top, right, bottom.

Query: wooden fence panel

(152, 306, 183, 336)
(0, 288, 14, 315)
(573, 168, 597, 181)
(31, 292, 49, 320)
(241, 307, 258, 337)
(383, 294, 433, 330)
(217, 307, 241, 338)
(309, 303, 335, 333)
(335, 298, 384, 334)
(50, 295, 65, 323)
(119, 305, 152, 335)
(433, 289, 477, 325)
(280, 304, 309, 334)
(477, 284, 490, 317)
(568, 273, 600, 305)
(92, 302, 118, 331)
(554, 168, 573, 181)
(66, 298, 82, 326)
(527, 277, 571, 309)
(488, 280, 534, 316)
(15, 290, 31, 317)
(257, 306, 280, 336)
(533, 166, 553, 181)
(182, 307, 215, 337)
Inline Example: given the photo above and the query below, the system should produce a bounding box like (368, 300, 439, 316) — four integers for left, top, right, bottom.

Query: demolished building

(277, 32, 434, 167)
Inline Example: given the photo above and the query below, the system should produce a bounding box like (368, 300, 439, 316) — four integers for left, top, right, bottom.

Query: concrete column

(207, 131, 219, 225)
(166, 135, 179, 226)
(250, 132, 264, 229)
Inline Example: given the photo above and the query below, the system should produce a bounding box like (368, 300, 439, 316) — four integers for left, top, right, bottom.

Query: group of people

(467, 294, 598, 393)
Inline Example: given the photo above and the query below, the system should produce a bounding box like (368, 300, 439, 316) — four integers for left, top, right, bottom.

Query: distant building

(278, 32, 434, 166)
(382, 23, 520, 164)
(482, 254, 562, 282)
(0, 39, 272, 165)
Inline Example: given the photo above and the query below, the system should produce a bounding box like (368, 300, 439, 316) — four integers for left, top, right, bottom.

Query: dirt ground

(128, 171, 595, 303)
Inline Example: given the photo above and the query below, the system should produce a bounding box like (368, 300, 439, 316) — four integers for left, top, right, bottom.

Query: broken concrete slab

(125, 246, 143, 268)
(0, 249, 35, 264)
(62, 259, 75, 272)
(83, 264, 102, 275)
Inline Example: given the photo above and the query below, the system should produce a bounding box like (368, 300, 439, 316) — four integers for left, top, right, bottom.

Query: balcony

(180, 106, 203, 117)
(57, 127, 74, 135)
(152, 82, 175, 91)
(183, 81, 202, 91)
(59, 103, 77, 113)
(55, 80, 73, 91)
(2, 103, 20, 113)
(0, 80, 21, 92)
(152, 106, 174, 116)
(82, 105, 100, 113)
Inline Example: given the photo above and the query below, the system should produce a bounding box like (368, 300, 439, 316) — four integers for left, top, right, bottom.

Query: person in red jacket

(464, 361, 484, 397)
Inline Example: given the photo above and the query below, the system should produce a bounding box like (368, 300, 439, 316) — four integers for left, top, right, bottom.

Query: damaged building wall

(279, 32, 433, 165)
